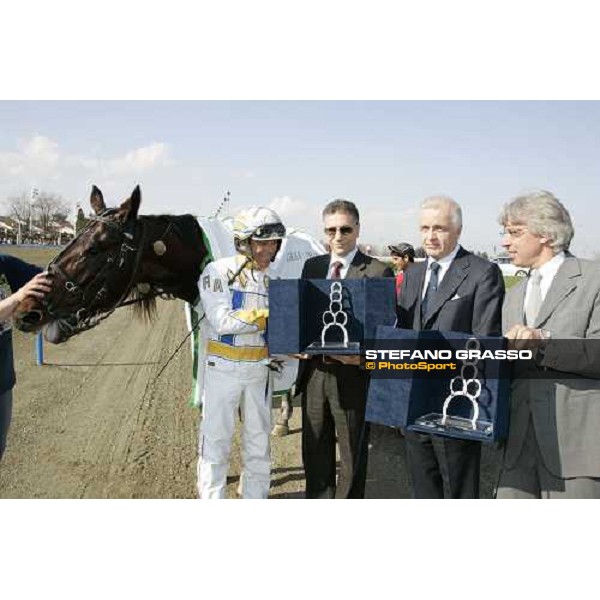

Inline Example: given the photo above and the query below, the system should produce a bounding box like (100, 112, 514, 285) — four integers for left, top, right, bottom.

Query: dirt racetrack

(1, 298, 311, 498)
(0, 247, 502, 499)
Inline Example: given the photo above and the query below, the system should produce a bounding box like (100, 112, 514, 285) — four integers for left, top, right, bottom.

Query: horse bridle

(36, 209, 213, 382)
(43, 209, 149, 337)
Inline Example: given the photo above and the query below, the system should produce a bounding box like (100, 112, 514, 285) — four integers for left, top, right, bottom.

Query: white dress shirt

(328, 247, 358, 280)
(421, 245, 461, 299)
(524, 251, 566, 306)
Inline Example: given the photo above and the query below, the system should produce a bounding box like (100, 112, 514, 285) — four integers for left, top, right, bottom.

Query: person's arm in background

(396, 265, 418, 329)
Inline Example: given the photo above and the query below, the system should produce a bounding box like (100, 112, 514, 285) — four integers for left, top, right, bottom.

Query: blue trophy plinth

(268, 278, 396, 355)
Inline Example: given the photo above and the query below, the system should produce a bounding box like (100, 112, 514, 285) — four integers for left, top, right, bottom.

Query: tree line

(1, 190, 73, 244)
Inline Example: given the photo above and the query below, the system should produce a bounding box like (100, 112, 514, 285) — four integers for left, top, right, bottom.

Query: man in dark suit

(295, 199, 393, 499)
(397, 196, 504, 498)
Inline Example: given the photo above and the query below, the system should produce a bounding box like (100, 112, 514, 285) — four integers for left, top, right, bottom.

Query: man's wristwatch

(535, 329, 551, 362)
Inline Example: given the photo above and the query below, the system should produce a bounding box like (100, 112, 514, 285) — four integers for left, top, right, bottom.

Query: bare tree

(4, 193, 32, 228)
(3, 190, 73, 245)
(3, 190, 70, 237)
(34, 192, 70, 234)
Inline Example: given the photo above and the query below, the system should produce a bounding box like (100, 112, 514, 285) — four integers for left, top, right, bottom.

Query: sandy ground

(1, 300, 309, 498)
(1, 298, 502, 499)
(0, 246, 502, 499)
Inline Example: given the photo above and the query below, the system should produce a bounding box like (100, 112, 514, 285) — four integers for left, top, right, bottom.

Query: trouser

(197, 357, 272, 499)
(0, 389, 13, 461)
(496, 419, 600, 499)
(301, 361, 369, 499)
(404, 430, 481, 499)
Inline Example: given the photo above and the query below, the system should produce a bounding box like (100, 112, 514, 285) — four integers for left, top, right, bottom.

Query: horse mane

(126, 213, 204, 321)
(128, 286, 158, 322)
(138, 213, 202, 249)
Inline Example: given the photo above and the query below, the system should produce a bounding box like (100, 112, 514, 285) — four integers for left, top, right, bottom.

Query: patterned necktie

(421, 261, 441, 327)
(525, 269, 542, 326)
(330, 261, 343, 279)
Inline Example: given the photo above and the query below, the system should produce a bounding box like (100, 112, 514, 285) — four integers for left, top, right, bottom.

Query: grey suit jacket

(503, 256, 600, 477)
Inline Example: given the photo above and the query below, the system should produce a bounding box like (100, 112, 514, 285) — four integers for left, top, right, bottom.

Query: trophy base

(305, 341, 361, 355)
(412, 413, 494, 438)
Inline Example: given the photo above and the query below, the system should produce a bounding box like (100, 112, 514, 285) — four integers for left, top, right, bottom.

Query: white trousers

(197, 357, 272, 499)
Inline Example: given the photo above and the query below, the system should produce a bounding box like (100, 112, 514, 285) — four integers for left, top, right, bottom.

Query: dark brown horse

(14, 186, 210, 343)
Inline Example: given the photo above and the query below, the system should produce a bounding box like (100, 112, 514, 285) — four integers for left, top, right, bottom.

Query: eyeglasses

(500, 227, 529, 238)
(324, 226, 354, 237)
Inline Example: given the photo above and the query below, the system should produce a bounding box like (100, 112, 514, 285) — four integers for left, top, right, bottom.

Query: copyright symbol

(365, 362, 375, 370)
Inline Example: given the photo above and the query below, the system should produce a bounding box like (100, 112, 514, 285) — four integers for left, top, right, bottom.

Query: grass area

(504, 275, 525, 290)
(0, 246, 61, 268)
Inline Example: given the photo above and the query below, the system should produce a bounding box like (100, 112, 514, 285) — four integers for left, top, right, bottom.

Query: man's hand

(324, 354, 361, 366)
(265, 358, 285, 374)
(505, 324, 543, 351)
(241, 308, 268, 331)
(285, 354, 361, 365)
(14, 273, 52, 303)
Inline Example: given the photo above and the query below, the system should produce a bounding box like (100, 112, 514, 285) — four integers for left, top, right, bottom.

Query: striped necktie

(330, 261, 343, 279)
(421, 261, 440, 327)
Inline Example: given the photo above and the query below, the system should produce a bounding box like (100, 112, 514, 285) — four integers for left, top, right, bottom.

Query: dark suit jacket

(301, 250, 393, 280)
(294, 250, 394, 394)
(397, 247, 504, 336)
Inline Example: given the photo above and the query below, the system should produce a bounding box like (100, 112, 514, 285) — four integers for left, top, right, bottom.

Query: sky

(2, 100, 600, 257)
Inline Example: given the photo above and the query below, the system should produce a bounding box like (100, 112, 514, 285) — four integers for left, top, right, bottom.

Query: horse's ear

(119, 185, 141, 222)
(90, 185, 106, 215)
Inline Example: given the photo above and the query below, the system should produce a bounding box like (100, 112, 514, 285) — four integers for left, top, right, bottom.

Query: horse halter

(43, 209, 146, 337)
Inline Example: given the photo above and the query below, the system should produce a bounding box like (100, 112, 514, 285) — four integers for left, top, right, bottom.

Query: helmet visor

(251, 222, 286, 240)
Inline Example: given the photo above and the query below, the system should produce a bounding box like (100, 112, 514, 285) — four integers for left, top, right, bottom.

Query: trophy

(306, 281, 360, 353)
(267, 278, 397, 356)
(414, 337, 494, 436)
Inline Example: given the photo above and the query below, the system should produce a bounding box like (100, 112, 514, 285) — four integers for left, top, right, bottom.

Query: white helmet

(232, 206, 286, 259)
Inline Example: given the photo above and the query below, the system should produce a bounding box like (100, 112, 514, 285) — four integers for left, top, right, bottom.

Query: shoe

(271, 423, 290, 436)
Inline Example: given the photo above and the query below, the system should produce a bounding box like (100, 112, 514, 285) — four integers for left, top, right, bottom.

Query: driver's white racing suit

(195, 254, 272, 499)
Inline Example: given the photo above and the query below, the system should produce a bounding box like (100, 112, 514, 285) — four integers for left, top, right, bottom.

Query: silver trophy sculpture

(415, 337, 493, 436)
(321, 282, 349, 347)
(307, 281, 360, 353)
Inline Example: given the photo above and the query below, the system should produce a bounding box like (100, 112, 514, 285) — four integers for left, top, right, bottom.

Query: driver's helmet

(232, 206, 286, 260)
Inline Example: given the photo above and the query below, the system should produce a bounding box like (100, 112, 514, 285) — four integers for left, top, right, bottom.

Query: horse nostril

(21, 310, 43, 325)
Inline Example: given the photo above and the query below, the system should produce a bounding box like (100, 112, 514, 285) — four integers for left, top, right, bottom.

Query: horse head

(14, 185, 209, 343)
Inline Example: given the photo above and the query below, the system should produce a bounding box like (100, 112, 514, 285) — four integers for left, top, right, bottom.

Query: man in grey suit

(295, 199, 393, 499)
(497, 190, 600, 499)
(397, 196, 504, 498)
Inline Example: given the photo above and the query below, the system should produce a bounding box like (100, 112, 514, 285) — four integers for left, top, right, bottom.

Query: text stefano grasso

(364, 349, 533, 361)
